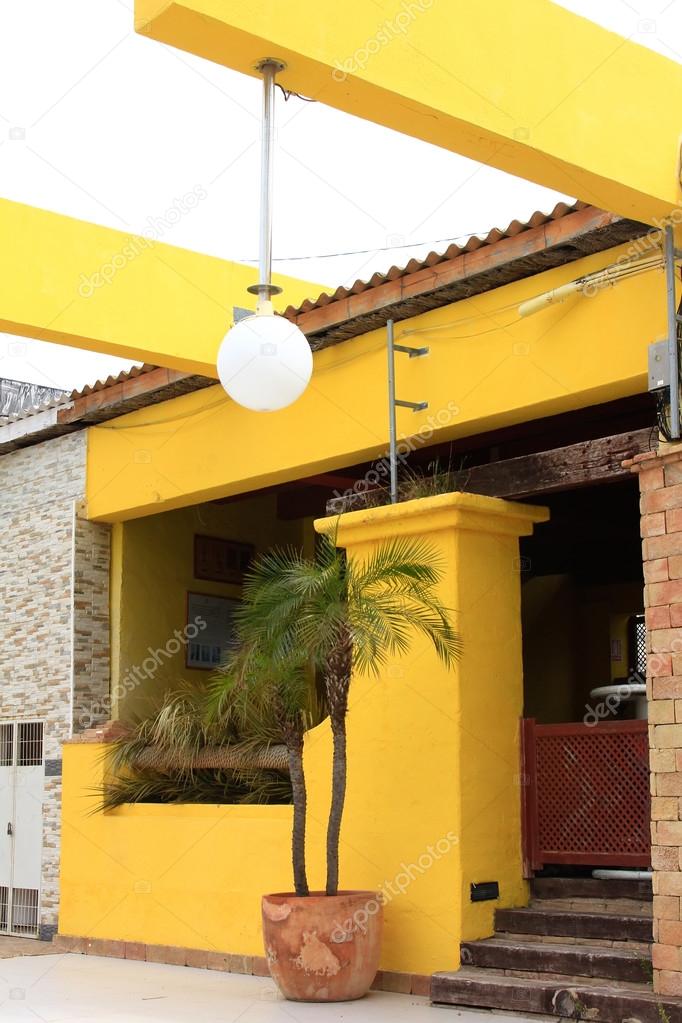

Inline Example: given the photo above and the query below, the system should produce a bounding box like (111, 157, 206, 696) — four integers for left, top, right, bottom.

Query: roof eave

(287, 206, 649, 350)
(0, 367, 216, 455)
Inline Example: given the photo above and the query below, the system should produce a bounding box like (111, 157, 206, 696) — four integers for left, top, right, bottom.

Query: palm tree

(232, 527, 460, 896)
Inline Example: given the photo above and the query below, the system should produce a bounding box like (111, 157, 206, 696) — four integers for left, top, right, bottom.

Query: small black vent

(470, 881, 499, 903)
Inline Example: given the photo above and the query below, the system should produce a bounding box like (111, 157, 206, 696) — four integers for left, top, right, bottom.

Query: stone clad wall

(72, 515, 111, 733)
(628, 443, 682, 997)
(0, 431, 110, 936)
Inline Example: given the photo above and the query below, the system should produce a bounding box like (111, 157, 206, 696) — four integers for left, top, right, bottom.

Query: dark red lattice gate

(521, 718, 650, 873)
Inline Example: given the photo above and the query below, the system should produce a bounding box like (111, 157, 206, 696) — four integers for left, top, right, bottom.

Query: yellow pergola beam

(0, 199, 321, 377)
(86, 239, 672, 522)
(136, 0, 682, 225)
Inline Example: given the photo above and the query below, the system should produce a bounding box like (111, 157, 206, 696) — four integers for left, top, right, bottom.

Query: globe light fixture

(217, 59, 312, 412)
(217, 302, 312, 412)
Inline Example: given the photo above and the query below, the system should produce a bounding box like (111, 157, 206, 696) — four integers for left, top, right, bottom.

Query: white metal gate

(0, 722, 44, 936)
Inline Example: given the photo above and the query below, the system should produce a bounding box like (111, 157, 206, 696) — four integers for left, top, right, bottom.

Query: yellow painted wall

(86, 240, 672, 522)
(111, 492, 306, 720)
(455, 524, 533, 939)
(137, 0, 682, 224)
(60, 492, 547, 974)
(60, 753, 294, 954)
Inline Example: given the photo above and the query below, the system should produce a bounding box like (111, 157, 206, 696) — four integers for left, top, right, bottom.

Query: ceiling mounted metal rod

(247, 59, 285, 308)
(217, 55, 313, 413)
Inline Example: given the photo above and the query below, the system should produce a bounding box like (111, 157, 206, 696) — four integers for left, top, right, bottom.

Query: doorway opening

(518, 480, 648, 875)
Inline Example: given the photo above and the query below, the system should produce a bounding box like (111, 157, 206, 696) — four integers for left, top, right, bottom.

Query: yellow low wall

(59, 493, 547, 974)
(60, 743, 293, 954)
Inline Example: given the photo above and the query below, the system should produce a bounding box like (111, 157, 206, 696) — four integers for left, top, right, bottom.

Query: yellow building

(2, 198, 681, 1018)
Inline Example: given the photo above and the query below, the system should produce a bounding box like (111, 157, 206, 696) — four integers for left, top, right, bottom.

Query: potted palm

(217, 527, 459, 1002)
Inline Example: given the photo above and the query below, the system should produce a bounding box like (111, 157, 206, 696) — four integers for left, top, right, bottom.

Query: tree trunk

(287, 737, 309, 897)
(276, 692, 309, 899)
(326, 716, 346, 896)
(324, 625, 353, 896)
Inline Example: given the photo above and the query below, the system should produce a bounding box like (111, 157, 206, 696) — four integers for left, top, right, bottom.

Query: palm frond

(349, 537, 443, 592)
(100, 664, 326, 810)
(94, 767, 292, 812)
(231, 530, 459, 688)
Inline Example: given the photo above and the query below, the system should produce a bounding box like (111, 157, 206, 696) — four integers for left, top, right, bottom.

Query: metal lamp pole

(247, 59, 285, 309)
(386, 319, 429, 504)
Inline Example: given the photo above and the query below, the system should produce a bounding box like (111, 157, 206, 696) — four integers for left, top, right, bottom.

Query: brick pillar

(627, 442, 682, 997)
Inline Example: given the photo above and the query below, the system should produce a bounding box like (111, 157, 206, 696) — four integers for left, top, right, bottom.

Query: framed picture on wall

(194, 534, 254, 584)
(186, 591, 239, 670)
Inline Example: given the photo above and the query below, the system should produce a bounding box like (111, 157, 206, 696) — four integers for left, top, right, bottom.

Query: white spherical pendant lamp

(217, 58, 313, 413)
(217, 312, 312, 412)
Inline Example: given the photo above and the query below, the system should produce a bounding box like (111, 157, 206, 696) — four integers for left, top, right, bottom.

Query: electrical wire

(404, 318, 521, 341)
(238, 229, 526, 263)
(94, 395, 230, 430)
(92, 246, 671, 428)
(655, 260, 682, 442)
(401, 297, 526, 337)
(93, 289, 532, 426)
(584, 257, 663, 286)
(656, 332, 682, 443)
(403, 254, 664, 338)
(275, 84, 316, 103)
(656, 390, 675, 443)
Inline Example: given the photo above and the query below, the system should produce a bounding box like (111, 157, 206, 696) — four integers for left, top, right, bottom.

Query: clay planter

(262, 890, 383, 1001)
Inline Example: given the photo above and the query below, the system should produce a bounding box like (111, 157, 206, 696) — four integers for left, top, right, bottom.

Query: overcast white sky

(0, 0, 680, 391)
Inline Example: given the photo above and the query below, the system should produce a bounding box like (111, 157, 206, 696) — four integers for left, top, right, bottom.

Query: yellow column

(304, 491, 548, 974)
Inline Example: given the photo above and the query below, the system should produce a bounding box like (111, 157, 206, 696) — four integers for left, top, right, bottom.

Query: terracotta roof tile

(3, 363, 155, 423)
(284, 200, 589, 318)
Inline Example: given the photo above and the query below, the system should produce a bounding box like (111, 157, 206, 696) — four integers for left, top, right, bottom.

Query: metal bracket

(387, 319, 429, 504)
(395, 399, 428, 411)
(393, 343, 429, 358)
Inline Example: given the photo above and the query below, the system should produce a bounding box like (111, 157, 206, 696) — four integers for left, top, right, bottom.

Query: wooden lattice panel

(522, 720, 650, 869)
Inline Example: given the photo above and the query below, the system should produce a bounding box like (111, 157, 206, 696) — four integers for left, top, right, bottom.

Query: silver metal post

(387, 319, 398, 504)
(665, 224, 680, 439)
(248, 59, 284, 307)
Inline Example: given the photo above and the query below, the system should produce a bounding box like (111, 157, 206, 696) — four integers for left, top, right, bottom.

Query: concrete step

(495, 906, 652, 942)
(530, 895, 652, 917)
(431, 968, 682, 1022)
(531, 876, 652, 903)
(460, 936, 649, 983)
(499, 929, 651, 951)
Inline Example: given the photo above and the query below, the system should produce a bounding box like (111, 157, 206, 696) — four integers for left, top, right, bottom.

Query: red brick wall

(628, 443, 682, 997)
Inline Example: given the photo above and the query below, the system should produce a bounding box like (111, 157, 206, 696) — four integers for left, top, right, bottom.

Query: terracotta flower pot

(262, 890, 383, 1001)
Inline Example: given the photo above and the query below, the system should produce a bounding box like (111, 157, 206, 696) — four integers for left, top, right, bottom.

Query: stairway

(432, 877, 682, 1022)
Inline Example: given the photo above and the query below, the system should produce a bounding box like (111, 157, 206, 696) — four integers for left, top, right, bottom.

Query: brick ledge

(624, 440, 682, 472)
(54, 935, 431, 995)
